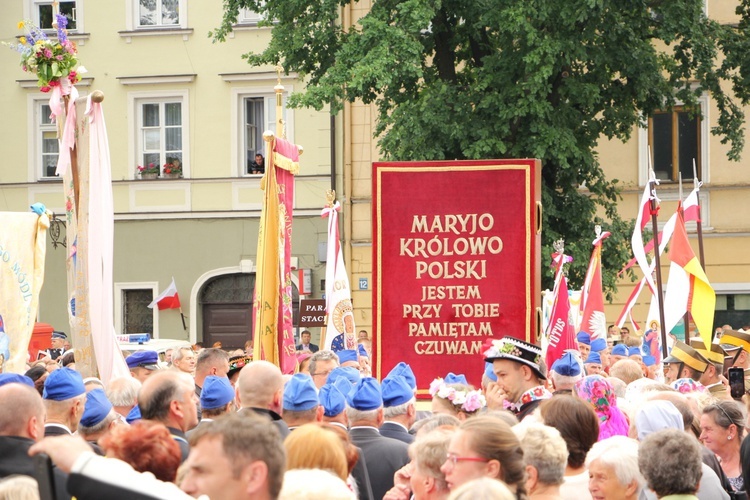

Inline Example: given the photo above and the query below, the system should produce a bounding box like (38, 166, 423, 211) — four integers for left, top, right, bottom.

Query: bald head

(139, 370, 196, 428)
(0, 383, 45, 439)
(237, 361, 283, 409)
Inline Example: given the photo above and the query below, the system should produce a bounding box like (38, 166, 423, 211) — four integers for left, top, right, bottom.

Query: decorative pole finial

(274, 64, 284, 138)
(553, 238, 564, 254)
(325, 189, 336, 208)
(595, 225, 602, 238)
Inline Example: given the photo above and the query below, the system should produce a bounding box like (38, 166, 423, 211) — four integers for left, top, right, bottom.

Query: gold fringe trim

(273, 151, 300, 175)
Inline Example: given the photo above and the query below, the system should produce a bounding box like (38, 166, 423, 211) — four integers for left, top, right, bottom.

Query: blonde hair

(284, 424, 348, 481)
(512, 423, 567, 486)
(412, 428, 454, 492)
(0, 475, 40, 500)
(279, 469, 355, 500)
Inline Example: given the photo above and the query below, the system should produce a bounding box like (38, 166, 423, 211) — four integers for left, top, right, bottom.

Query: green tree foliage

(212, 0, 750, 296)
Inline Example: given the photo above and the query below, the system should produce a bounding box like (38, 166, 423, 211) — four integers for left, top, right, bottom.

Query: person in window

(249, 153, 265, 174)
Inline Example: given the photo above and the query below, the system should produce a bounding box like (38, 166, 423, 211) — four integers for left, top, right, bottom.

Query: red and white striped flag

(579, 231, 610, 340)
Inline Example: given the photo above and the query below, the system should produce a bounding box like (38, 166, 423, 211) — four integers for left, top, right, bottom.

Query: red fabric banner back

(372, 160, 541, 396)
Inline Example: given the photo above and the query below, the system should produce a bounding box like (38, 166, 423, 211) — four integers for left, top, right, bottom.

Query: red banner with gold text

(373, 160, 541, 397)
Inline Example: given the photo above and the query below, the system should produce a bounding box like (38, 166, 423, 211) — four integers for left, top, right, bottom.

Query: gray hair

(639, 429, 702, 496)
(78, 409, 119, 437)
(512, 423, 567, 486)
(703, 400, 746, 440)
(172, 347, 194, 363)
(346, 407, 380, 424)
(196, 348, 229, 372)
(586, 436, 645, 494)
(383, 398, 415, 418)
(106, 376, 141, 407)
(549, 371, 582, 391)
(309, 350, 339, 375)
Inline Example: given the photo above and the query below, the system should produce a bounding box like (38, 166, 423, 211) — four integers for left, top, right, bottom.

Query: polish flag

(632, 176, 659, 295)
(148, 278, 181, 310)
(545, 270, 575, 369)
(579, 232, 610, 340)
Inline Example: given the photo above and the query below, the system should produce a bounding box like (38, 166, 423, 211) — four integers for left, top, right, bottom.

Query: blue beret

(358, 344, 369, 358)
(43, 367, 85, 401)
(332, 376, 354, 398)
(200, 376, 235, 410)
(483, 362, 498, 382)
(283, 373, 319, 411)
(347, 377, 382, 411)
(126, 404, 141, 424)
(0, 373, 34, 388)
(126, 350, 159, 369)
(551, 352, 581, 377)
(611, 344, 628, 356)
(319, 383, 347, 417)
(585, 351, 602, 364)
(52, 331, 67, 340)
(590, 338, 607, 353)
(386, 362, 417, 389)
(444, 372, 468, 385)
(337, 349, 359, 365)
(643, 355, 656, 367)
(628, 347, 642, 357)
(576, 332, 591, 345)
(80, 388, 113, 427)
(382, 376, 414, 407)
(328, 366, 361, 386)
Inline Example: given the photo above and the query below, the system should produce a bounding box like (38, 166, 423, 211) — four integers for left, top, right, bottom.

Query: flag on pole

(643, 292, 662, 363)
(579, 231, 610, 340)
(148, 278, 181, 310)
(662, 208, 716, 347)
(322, 200, 357, 352)
(631, 176, 659, 295)
(252, 135, 299, 373)
(545, 264, 575, 369)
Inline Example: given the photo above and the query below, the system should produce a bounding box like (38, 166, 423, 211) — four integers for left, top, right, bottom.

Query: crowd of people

(1, 324, 750, 499)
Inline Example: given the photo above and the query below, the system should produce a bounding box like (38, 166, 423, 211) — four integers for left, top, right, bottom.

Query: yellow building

(340, 0, 750, 338)
(0, 2, 339, 347)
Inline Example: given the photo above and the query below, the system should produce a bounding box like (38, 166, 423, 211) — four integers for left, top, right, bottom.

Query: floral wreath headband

(429, 377, 486, 413)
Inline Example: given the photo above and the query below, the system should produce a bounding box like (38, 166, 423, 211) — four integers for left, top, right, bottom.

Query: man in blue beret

(386, 362, 417, 391)
(320, 379, 350, 430)
(43, 367, 87, 437)
(139, 370, 198, 462)
(188, 376, 235, 439)
(590, 338, 611, 373)
(282, 373, 323, 430)
(347, 377, 409, 500)
(576, 331, 591, 360)
(0, 381, 71, 499)
(78, 388, 118, 455)
(125, 350, 160, 383)
(549, 352, 583, 395)
(0, 373, 34, 388)
(236, 360, 289, 440)
(328, 365, 361, 386)
(338, 349, 361, 371)
(611, 343, 629, 364)
(584, 351, 603, 376)
(379, 375, 416, 444)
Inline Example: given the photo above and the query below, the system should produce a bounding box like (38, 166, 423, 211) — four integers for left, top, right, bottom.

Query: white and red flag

(631, 174, 659, 295)
(545, 254, 576, 369)
(579, 231, 610, 340)
(148, 277, 181, 310)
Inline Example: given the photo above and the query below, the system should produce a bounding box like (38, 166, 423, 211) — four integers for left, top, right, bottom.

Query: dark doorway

(200, 273, 300, 350)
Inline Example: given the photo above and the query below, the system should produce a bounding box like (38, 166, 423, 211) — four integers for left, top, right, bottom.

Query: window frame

(25, 0, 84, 33)
(128, 90, 190, 179)
(230, 86, 293, 178)
(27, 95, 62, 181)
(129, 0, 188, 30)
(115, 282, 159, 336)
(638, 93, 709, 186)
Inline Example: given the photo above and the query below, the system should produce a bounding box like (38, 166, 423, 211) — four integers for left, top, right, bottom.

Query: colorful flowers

(4, 16, 82, 91)
(429, 377, 487, 413)
(162, 160, 183, 176)
(137, 163, 160, 175)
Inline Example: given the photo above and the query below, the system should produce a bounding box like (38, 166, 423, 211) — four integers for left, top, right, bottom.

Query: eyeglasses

(444, 453, 489, 468)
(311, 370, 333, 378)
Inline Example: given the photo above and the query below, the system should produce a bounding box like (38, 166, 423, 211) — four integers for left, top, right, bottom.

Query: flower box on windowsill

(140, 173, 158, 180)
(162, 173, 182, 179)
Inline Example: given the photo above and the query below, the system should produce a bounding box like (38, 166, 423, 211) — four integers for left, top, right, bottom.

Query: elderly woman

(574, 375, 630, 440)
(639, 429, 703, 499)
(513, 423, 568, 499)
(700, 400, 746, 494)
(586, 436, 644, 500)
(439, 416, 526, 498)
(540, 395, 599, 500)
(385, 428, 454, 500)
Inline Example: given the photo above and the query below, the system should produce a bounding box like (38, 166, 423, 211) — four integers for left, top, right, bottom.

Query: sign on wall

(372, 160, 541, 396)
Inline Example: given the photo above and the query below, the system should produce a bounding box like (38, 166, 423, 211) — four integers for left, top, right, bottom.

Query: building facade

(0, 1, 341, 347)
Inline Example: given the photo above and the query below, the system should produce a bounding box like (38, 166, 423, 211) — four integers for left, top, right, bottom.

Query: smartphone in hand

(728, 367, 745, 400)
